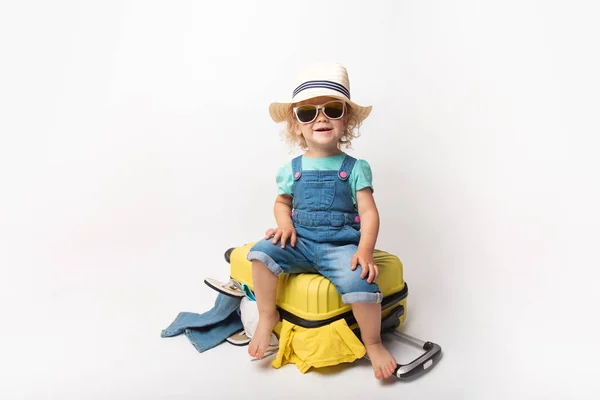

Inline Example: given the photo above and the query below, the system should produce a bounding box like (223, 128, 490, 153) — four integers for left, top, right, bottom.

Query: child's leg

(248, 259, 280, 359)
(352, 302, 398, 379)
(316, 243, 397, 379)
(246, 237, 315, 359)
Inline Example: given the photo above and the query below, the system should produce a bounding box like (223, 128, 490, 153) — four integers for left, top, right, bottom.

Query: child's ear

(343, 113, 350, 126)
(343, 114, 351, 131)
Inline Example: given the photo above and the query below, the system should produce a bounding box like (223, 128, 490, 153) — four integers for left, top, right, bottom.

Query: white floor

(2, 232, 598, 399)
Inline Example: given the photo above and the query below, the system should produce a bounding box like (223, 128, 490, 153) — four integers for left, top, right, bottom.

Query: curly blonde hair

(279, 103, 363, 151)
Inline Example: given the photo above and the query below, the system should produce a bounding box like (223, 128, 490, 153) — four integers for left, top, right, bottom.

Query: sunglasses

(293, 100, 346, 124)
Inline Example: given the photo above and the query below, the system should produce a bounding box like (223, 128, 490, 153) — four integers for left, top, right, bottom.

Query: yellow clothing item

(272, 319, 366, 373)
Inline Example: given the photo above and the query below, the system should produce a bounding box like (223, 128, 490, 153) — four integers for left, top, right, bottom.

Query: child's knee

(252, 259, 271, 271)
(337, 273, 380, 295)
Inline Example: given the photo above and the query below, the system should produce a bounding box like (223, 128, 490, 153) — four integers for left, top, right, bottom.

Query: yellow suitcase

(218, 242, 442, 379)
(227, 242, 408, 334)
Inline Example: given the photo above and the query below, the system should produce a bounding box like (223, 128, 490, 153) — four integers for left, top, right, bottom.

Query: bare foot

(248, 310, 279, 359)
(365, 342, 397, 379)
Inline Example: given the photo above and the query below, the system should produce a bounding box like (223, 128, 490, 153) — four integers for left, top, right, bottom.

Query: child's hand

(351, 248, 379, 283)
(265, 223, 297, 248)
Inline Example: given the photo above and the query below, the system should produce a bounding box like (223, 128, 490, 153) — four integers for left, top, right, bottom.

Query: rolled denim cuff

(247, 251, 283, 276)
(341, 291, 382, 304)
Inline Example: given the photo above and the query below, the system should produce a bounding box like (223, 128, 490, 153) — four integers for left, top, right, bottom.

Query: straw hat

(268, 63, 372, 124)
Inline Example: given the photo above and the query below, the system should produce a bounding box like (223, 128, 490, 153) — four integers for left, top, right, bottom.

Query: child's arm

(274, 194, 293, 226)
(351, 188, 380, 282)
(356, 188, 380, 251)
(264, 194, 297, 248)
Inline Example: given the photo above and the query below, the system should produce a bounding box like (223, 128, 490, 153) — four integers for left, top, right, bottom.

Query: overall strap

(338, 155, 357, 180)
(291, 155, 303, 180)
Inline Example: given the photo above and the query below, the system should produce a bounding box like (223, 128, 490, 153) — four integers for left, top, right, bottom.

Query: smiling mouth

(315, 128, 332, 132)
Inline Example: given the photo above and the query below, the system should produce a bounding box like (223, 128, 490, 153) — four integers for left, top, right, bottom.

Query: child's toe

(248, 342, 262, 358)
(385, 365, 394, 378)
(388, 361, 397, 376)
(374, 366, 383, 379)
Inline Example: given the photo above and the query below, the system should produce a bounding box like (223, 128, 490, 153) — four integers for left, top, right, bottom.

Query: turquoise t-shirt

(276, 153, 373, 205)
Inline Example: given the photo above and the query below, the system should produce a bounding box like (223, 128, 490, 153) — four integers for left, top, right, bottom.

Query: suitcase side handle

(391, 330, 442, 379)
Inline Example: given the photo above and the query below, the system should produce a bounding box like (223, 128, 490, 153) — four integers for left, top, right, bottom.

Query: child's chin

(315, 133, 337, 141)
(314, 138, 336, 146)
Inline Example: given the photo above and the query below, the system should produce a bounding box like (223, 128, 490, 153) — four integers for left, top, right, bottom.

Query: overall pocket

(303, 181, 336, 211)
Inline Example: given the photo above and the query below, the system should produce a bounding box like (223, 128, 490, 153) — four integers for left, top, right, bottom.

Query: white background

(1, 0, 599, 398)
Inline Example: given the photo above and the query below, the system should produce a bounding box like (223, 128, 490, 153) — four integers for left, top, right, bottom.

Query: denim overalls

(247, 154, 381, 304)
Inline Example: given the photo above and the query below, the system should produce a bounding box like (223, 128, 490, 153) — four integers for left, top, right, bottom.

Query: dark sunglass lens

(296, 106, 317, 123)
(324, 102, 344, 119)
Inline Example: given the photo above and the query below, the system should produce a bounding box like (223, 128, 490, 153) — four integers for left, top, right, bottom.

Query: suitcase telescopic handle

(391, 331, 442, 379)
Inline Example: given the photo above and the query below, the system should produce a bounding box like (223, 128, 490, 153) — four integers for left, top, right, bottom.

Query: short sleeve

(276, 162, 294, 196)
(353, 159, 374, 193)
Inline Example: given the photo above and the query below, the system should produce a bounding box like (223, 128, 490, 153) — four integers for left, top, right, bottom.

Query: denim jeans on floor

(161, 293, 243, 353)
